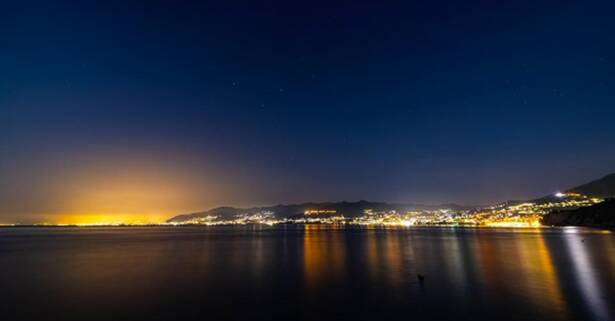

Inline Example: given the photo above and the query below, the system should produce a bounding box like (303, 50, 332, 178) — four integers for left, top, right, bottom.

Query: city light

(13, 193, 603, 228)
(162, 193, 603, 228)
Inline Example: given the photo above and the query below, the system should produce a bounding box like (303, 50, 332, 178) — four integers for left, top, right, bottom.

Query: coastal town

(170, 192, 604, 228)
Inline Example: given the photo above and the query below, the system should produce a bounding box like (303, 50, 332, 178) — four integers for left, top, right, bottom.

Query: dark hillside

(542, 198, 615, 228)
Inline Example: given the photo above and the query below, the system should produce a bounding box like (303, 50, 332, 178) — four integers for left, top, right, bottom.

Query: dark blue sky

(2, 0, 615, 222)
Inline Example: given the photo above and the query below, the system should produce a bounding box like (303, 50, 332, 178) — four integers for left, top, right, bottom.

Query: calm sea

(1, 226, 614, 321)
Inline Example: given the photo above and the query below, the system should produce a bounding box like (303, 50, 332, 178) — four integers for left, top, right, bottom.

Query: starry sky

(2, 0, 615, 223)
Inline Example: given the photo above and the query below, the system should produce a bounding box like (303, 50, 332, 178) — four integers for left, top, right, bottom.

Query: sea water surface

(1, 226, 614, 321)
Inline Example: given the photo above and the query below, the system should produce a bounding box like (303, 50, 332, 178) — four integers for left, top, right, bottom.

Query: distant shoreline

(1, 224, 613, 231)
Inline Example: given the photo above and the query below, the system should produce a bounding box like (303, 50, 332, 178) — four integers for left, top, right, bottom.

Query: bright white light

(555, 192, 566, 198)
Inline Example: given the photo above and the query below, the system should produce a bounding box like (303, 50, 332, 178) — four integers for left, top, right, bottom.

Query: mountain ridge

(566, 173, 615, 198)
(167, 172, 615, 223)
(167, 200, 476, 223)
(533, 173, 615, 203)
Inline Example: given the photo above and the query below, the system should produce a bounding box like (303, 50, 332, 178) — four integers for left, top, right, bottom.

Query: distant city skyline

(2, 0, 615, 224)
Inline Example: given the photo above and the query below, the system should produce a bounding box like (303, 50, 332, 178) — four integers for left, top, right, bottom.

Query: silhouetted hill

(542, 198, 615, 227)
(567, 173, 615, 198)
(167, 201, 473, 223)
(533, 173, 615, 203)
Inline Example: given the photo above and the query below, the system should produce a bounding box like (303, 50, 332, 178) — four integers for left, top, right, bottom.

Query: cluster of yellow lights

(7, 192, 602, 228)
(304, 209, 337, 215)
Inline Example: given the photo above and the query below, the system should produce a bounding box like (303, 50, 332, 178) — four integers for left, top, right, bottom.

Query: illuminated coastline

(4, 193, 604, 228)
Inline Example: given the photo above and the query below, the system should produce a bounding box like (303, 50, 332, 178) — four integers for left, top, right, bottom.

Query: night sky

(2, 0, 615, 223)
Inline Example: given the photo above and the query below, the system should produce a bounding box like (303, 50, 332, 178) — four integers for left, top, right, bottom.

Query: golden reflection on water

(471, 229, 570, 318)
(364, 227, 407, 289)
(299, 226, 614, 321)
(474, 230, 506, 294)
(516, 230, 567, 318)
(302, 225, 345, 290)
(383, 230, 404, 285)
(6, 227, 613, 321)
(365, 227, 379, 282)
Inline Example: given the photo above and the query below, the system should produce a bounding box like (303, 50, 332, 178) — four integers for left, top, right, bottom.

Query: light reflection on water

(565, 231, 611, 321)
(0, 226, 613, 321)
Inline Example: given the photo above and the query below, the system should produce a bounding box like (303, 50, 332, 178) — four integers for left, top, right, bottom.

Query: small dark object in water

(417, 274, 425, 282)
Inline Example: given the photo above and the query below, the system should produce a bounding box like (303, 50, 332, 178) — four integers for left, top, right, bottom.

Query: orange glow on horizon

(0, 152, 248, 225)
(55, 213, 170, 225)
